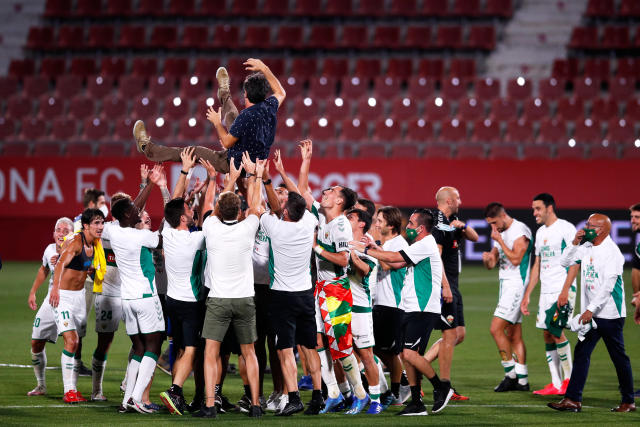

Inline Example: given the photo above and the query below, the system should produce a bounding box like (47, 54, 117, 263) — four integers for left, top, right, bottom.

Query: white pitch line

(0, 403, 595, 409)
(0, 363, 59, 369)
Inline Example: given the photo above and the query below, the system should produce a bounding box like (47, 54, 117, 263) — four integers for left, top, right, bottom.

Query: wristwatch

(263, 179, 272, 185)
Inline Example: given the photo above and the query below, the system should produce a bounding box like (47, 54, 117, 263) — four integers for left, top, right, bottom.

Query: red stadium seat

(132, 58, 158, 77)
(282, 76, 304, 99)
(322, 58, 349, 78)
(291, 58, 317, 79)
(417, 59, 444, 78)
(0, 117, 16, 140)
(390, 96, 418, 118)
(9, 59, 35, 78)
(373, 76, 402, 99)
(50, 118, 77, 141)
(38, 95, 65, 120)
(626, 98, 640, 121)
(112, 117, 135, 141)
(307, 26, 336, 49)
(177, 117, 206, 143)
(522, 97, 549, 121)
(391, 143, 420, 158)
(230, 0, 259, 16)
(33, 141, 63, 156)
(244, 26, 271, 49)
(450, 0, 479, 16)
(263, 0, 290, 16)
(537, 118, 567, 144)
(24, 76, 49, 98)
(106, 0, 132, 16)
(551, 59, 579, 80)
(372, 26, 400, 48)
(194, 58, 221, 79)
(82, 117, 109, 141)
(324, 0, 353, 16)
(590, 97, 618, 121)
(472, 118, 501, 142)
(69, 96, 96, 120)
(19, 118, 46, 141)
(404, 26, 431, 49)
(307, 117, 337, 142)
(324, 97, 351, 121)
(488, 143, 519, 160)
(609, 77, 635, 100)
(97, 142, 127, 156)
(449, 59, 476, 79)
(606, 118, 635, 144)
(150, 26, 178, 49)
(100, 57, 127, 77)
(457, 97, 484, 121)
(340, 26, 369, 49)
(622, 145, 640, 159)
(441, 77, 467, 99)
(87, 75, 114, 98)
(589, 141, 619, 159)
(584, 59, 610, 80)
(181, 26, 209, 49)
(118, 25, 146, 49)
(387, 59, 413, 80)
(475, 77, 500, 100)
(26, 26, 55, 50)
(211, 25, 240, 49)
(44, 0, 72, 18)
(620, 0, 640, 17)
(439, 119, 467, 142)
(57, 26, 84, 50)
(507, 77, 532, 100)
(0, 76, 18, 99)
(276, 116, 304, 142)
(483, 0, 513, 17)
(355, 58, 382, 79)
(65, 142, 95, 156)
(601, 26, 630, 49)
(101, 94, 128, 119)
(293, 96, 320, 121)
(569, 26, 598, 49)
(275, 26, 303, 49)
(164, 95, 189, 121)
(180, 75, 207, 98)
(70, 58, 97, 77)
(425, 96, 451, 121)
(390, 0, 417, 16)
(405, 118, 435, 142)
(88, 26, 115, 49)
(340, 76, 368, 99)
(456, 143, 485, 159)
(164, 58, 189, 78)
(489, 98, 517, 122)
(356, 97, 384, 120)
(167, 0, 195, 15)
(555, 143, 585, 160)
(308, 76, 337, 98)
(39, 58, 66, 78)
(135, 0, 162, 16)
(424, 143, 451, 158)
(504, 118, 534, 143)
(340, 118, 369, 142)
(556, 97, 585, 121)
(407, 76, 436, 98)
(147, 118, 173, 140)
(319, 143, 341, 158)
(3, 141, 31, 156)
(585, 0, 614, 17)
(522, 144, 552, 159)
(420, 0, 448, 16)
(538, 77, 565, 100)
(7, 96, 33, 119)
(373, 117, 401, 142)
(356, 0, 386, 16)
(74, 0, 102, 17)
(573, 119, 603, 144)
(196, 0, 227, 16)
(132, 96, 159, 121)
(573, 77, 600, 99)
(467, 26, 496, 50)
(354, 142, 388, 158)
(435, 26, 463, 49)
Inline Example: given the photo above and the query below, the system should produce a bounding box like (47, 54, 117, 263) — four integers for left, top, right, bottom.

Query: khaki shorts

(202, 297, 257, 344)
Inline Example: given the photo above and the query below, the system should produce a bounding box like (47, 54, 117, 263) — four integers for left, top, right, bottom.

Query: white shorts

(122, 296, 165, 335)
(32, 294, 58, 343)
(536, 285, 577, 329)
(95, 294, 123, 333)
(315, 298, 324, 334)
(53, 289, 87, 338)
(351, 311, 375, 348)
(494, 279, 524, 324)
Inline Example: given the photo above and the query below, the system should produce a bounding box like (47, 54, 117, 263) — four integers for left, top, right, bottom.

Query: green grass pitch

(1, 261, 638, 425)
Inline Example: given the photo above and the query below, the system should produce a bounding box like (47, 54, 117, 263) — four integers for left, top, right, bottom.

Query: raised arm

(200, 159, 218, 215)
(207, 106, 238, 149)
(173, 147, 197, 199)
(49, 236, 82, 308)
(149, 164, 171, 206)
(273, 149, 300, 194)
(246, 157, 266, 217)
(297, 140, 315, 210)
(263, 161, 283, 217)
(133, 164, 155, 211)
(244, 58, 286, 106)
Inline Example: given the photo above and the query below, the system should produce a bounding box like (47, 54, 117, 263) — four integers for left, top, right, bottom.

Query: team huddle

(26, 59, 638, 417)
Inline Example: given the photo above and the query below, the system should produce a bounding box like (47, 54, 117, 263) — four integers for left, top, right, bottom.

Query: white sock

(338, 381, 352, 398)
(375, 358, 388, 393)
(318, 348, 340, 398)
(369, 384, 381, 403)
(501, 359, 516, 379)
(122, 357, 140, 405)
(556, 340, 572, 379)
(92, 354, 107, 395)
(31, 350, 47, 387)
(61, 350, 75, 393)
(132, 353, 157, 402)
(72, 358, 81, 390)
(514, 363, 528, 385)
(340, 353, 367, 399)
(545, 345, 562, 389)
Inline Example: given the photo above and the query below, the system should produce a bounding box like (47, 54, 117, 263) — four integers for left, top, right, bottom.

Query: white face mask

(99, 205, 109, 218)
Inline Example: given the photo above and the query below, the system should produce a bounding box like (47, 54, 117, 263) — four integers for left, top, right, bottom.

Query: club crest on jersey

(325, 232, 329, 239)
(63, 321, 68, 327)
(544, 239, 547, 245)
(446, 315, 454, 324)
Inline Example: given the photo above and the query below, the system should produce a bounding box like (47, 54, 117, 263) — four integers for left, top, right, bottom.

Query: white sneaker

(127, 397, 153, 414)
(399, 385, 411, 404)
(27, 385, 46, 396)
(275, 394, 288, 414)
(91, 392, 107, 401)
(266, 391, 282, 411)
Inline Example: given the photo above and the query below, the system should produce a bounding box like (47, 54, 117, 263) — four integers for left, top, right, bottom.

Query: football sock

(369, 384, 381, 403)
(122, 356, 141, 405)
(400, 370, 409, 386)
(545, 343, 562, 389)
(391, 382, 400, 399)
(340, 353, 367, 399)
(61, 350, 75, 393)
(427, 373, 442, 390)
(338, 381, 352, 398)
(410, 385, 422, 404)
(556, 340, 572, 379)
(72, 357, 81, 390)
(515, 363, 528, 385)
(92, 350, 107, 395)
(501, 359, 516, 379)
(243, 384, 251, 399)
(132, 352, 158, 402)
(31, 350, 46, 387)
(318, 348, 340, 399)
(288, 391, 301, 404)
(374, 356, 388, 393)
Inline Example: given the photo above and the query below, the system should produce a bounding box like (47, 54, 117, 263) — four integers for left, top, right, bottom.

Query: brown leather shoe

(133, 120, 150, 153)
(548, 397, 582, 412)
(611, 402, 636, 412)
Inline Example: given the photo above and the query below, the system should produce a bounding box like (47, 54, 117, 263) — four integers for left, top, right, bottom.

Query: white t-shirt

(562, 236, 626, 319)
(203, 214, 259, 298)
(374, 235, 409, 308)
(102, 222, 159, 300)
(100, 220, 121, 297)
(348, 249, 378, 311)
(311, 201, 352, 283)
(400, 234, 442, 314)
(42, 243, 58, 292)
(260, 210, 318, 292)
(494, 219, 533, 285)
(535, 218, 577, 294)
(162, 223, 206, 302)
(252, 225, 271, 285)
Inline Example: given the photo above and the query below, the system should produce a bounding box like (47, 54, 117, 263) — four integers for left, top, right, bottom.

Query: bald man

(548, 214, 635, 413)
(424, 187, 478, 400)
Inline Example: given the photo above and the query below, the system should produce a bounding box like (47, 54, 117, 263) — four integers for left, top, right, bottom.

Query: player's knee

(456, 330, 466, 344)
(31, 340, 46, 353)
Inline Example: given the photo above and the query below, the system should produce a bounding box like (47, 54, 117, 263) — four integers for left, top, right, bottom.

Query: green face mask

(406, 227, 419, 243)
(582, 227, 598, 242)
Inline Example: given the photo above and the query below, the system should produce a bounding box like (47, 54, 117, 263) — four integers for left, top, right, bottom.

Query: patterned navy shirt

(228, 96, 279, 168)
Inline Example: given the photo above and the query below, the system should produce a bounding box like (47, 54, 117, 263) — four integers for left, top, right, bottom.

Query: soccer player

(133, 58, 285, 174)
(482, 203, 532, 392)
(351, 209, 454, 416)
(296, 140, 370, 415)
(630, 203, 640, 325)
(103, 199, 163, 414)
(549, 214, 635, 413)
(520, 193, 576, 395)
(49, 208, 105, 403)
(27, 217, 74, 396)
(424, 186, 478, 401)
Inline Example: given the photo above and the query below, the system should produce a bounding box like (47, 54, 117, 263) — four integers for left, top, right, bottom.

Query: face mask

(582, 227, 598, 242)
(405, 227, 418, 243)
(99, 205, 109, 218)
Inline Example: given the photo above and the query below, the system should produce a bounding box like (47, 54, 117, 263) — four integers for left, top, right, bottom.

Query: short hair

(165, 198, 186, 228)
(83, 188, 105, 208)
(111, 199, 133, 222)
(356, 198, 376, 217)
(81, 208, 105, 228)
(630, 203, 640, 212)
(285, 192, 307, 222)
(347, 208, 372, 234)
(218, 192, 241, 221)
(243, 72, 270, 104)
(110, 192, 131, 207)
(411, 208, 435, 233)
(338, 186, 357, 212)
(55, 217, 74, 230)
(378, 206, 403, 235)
(533, 193, 556, 211)
(484, 202, 505, 218)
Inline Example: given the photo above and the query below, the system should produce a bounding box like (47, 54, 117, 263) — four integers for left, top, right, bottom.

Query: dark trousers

(565, 317, 634, 403)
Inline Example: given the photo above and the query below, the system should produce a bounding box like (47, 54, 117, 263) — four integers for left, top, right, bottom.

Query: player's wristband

(314, 246, 324, 256)
(180, 170, 188, 175)
(246, 173, 255, 178)
(263, 179, 272, 185)
(462, 224, 467, 230)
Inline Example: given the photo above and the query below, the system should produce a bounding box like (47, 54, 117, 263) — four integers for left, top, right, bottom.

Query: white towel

(568, 314, 598, 341)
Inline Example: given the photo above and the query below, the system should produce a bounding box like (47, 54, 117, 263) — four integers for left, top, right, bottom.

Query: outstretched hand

(273, 149, 285, 173)
(299, 139, 313, 161)
(140, 164, 150, 181)
(242, 151, 257, 175)
(244, 58, 267, 73)
(149, 164, 167, 187)
(229, 157, 243, 183)
(206, 106, 222, 127)
(199, 159, 217, 179)
(181, 146, 196, 170)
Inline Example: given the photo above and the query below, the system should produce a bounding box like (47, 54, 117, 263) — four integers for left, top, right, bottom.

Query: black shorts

(254, 284, 271, 341)
(372, 305, 404, 355)
(438, 286, 465, 330)
(166, 296, 206, 349)
(402, 311, 439, 355)
(269, 289, 317, 350)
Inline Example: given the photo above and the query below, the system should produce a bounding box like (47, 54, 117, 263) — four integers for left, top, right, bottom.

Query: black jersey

(431, 209, 463, 288)
(633, 233, 640, 270)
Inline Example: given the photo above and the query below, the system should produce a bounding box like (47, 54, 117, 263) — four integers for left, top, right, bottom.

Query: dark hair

(218, 192, 241, 221)
(110, 192, 130, 207)
(285, 192, 307, 222)
(165, 198, 186, 228)
(243, 72, 270, 104)
(411, 208, 435, 233)
(111, 199, 133, 222)
(378, 206, 403, 235)
(81, 208, 105, 228)
(83, 188, 105, 208)
(630, 203, 640, 212)
(533, 193, 556, 211)
(357, 198, 376, 217)
(484, 202, 505, 218)
(347, 208, 372, 234)
(338, 186, 357, 212)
